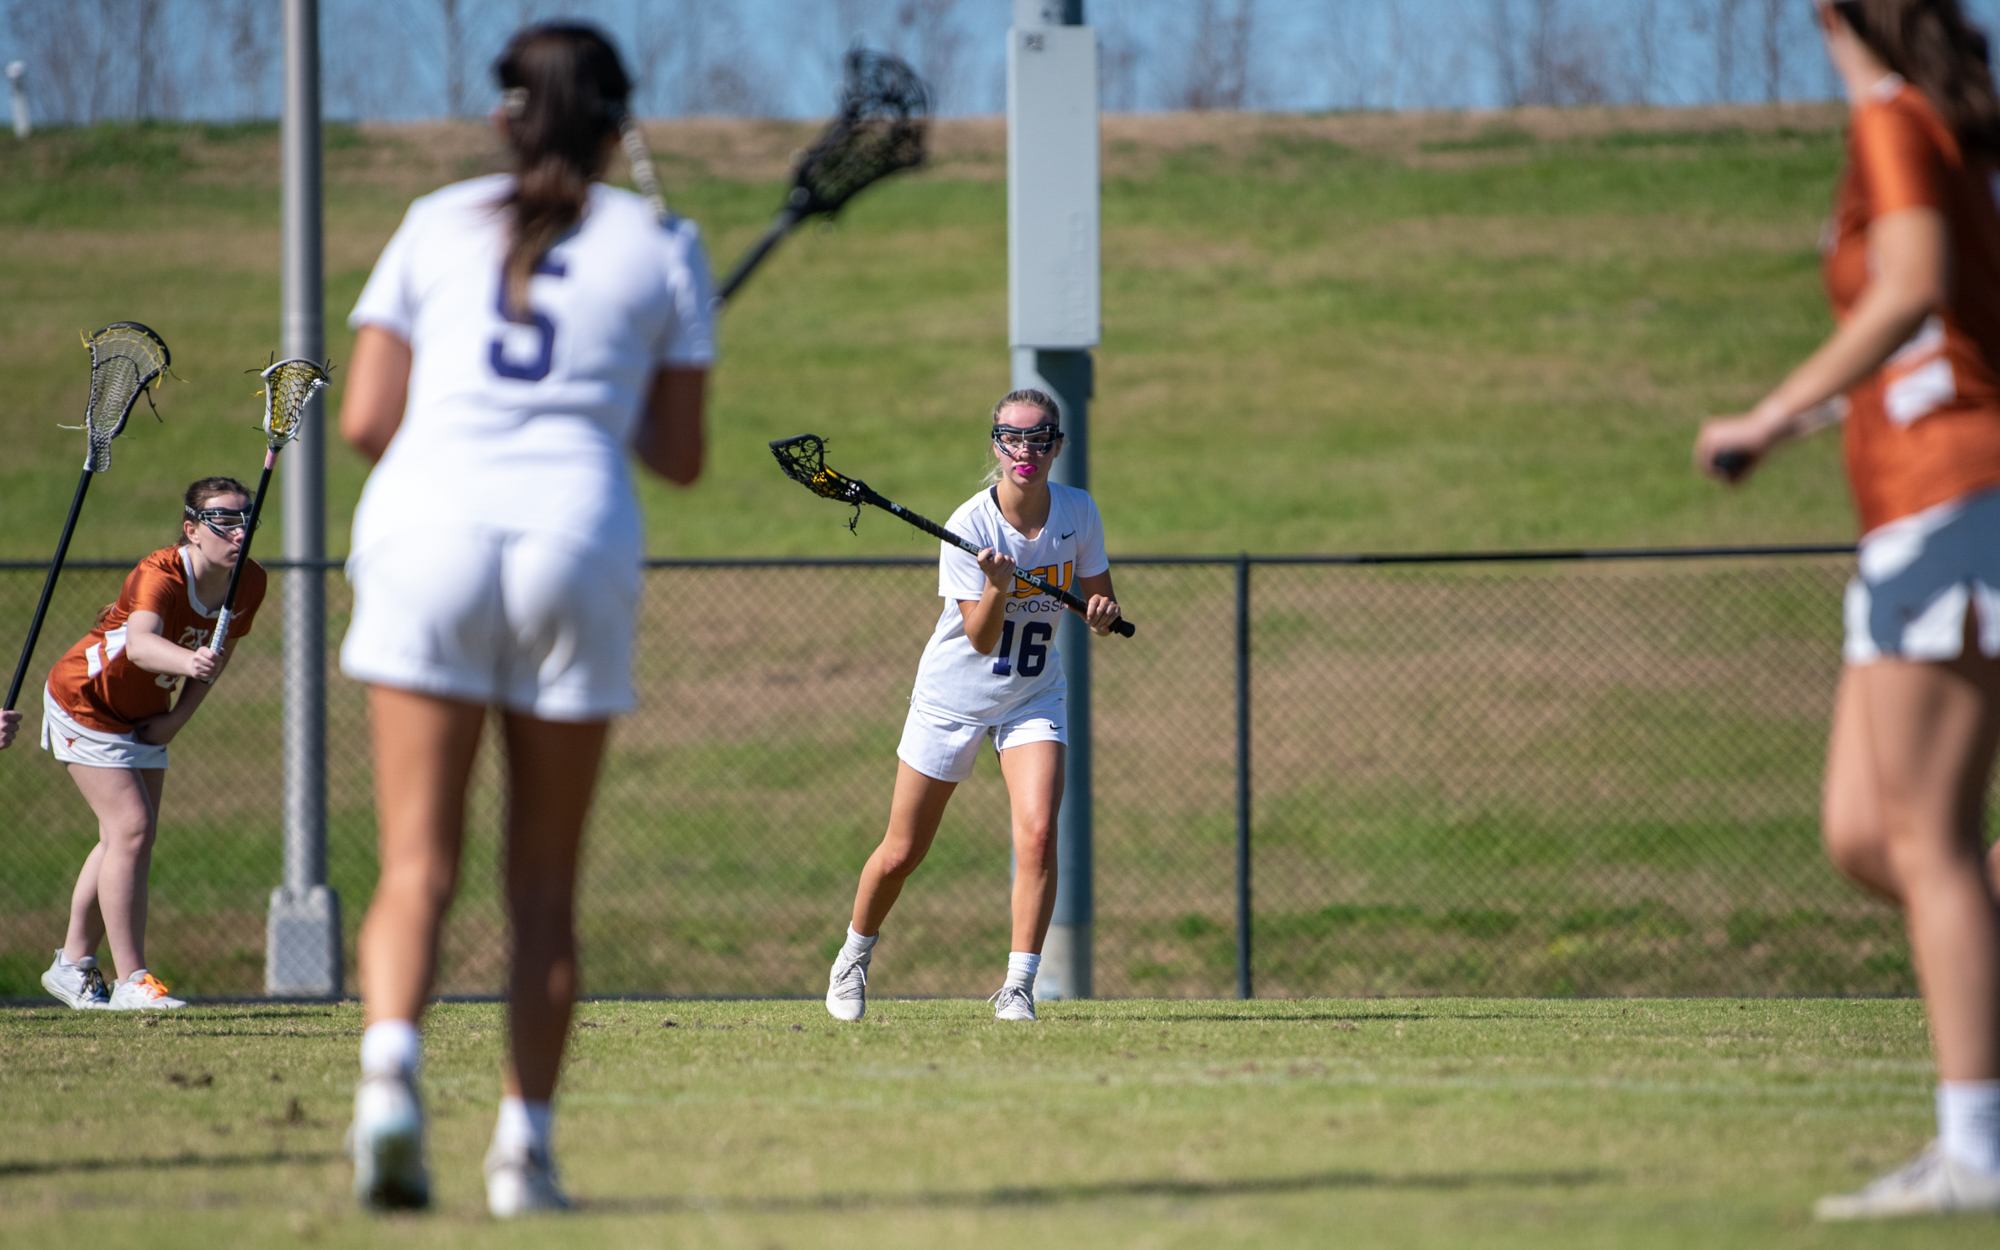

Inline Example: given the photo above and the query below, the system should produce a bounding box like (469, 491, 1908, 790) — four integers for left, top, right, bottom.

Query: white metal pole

(267, 0, 341, 998)
(7, 62, 29, 139)
(1009, 0, 1099, 1000)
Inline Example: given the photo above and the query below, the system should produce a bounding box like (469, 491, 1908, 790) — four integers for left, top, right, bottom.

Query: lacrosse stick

(204, 357, 329, 672)
(619, 112, 671, 224)
(716, 48, 930, 303)
(769, 434, 1135, 637)
(5, 322, 170, 712)
(1711, 396, 1848, 482)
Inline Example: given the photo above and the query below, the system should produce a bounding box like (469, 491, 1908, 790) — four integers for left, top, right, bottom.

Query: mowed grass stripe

(0, 997, 1974, 1248)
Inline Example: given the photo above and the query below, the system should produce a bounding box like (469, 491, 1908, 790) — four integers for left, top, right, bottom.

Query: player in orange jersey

(1696, 1, 2000, 1220)
(36, 477, 266, 1013)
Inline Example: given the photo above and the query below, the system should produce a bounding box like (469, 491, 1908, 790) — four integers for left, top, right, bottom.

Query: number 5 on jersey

(990, 620, 1051, 677)
(489, 257, 567, 382)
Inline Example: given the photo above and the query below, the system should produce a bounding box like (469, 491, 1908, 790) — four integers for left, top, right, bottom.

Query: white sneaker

(349, 1072, 431, 1211)
(107, 970, 185, 1010)
(1815, 1142, 2000, 1220)
(485, 1140, 572, 1217)
(826, 948, 870, 1022)
(990, 983, 1037, 1021)
(41, 951, 110, 1009)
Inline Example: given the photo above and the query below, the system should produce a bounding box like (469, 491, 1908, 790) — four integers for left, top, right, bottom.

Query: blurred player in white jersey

(824, 389, 1123, 1024)
(335, 22, 713, 1217)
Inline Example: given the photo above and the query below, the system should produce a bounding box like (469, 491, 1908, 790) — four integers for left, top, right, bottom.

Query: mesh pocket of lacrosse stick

(65, 322, 171, 472)
(257, 357, 331, 445)
(788, 48, 930, 218)
(769, 434, 869, 529)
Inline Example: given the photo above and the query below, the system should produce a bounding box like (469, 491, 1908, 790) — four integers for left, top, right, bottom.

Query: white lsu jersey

(347, 174, 715, 561)
(908, 483, 1110, 725)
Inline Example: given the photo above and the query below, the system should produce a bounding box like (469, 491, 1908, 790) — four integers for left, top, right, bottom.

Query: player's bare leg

(827, 764, 957, 1021)
(63, 764, 164, 982)
(998, 740, 1063, 955)
(1817, 614, 2000, 1218)
(350, 685, 482, 1211)
(497, 712, 606, 1103)
(480, 711, 606, 1216)
(850, 762, 958, 936)
(357, 687, 483, 1023)
(992, 741, 1063, 1020)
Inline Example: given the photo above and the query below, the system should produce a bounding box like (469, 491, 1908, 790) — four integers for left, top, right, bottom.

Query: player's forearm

(123, 630, 200, 677)
(1752, 211, 1945, 443)
(634, 367, 706, 485)
(959, 592, 1008, 654)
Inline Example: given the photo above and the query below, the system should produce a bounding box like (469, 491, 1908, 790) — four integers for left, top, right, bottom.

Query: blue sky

(9, 1, 2000, 125)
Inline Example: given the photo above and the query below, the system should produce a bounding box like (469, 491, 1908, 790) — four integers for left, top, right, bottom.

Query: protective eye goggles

(185, 506, 258, 536)
(991, 422, 1062, 456)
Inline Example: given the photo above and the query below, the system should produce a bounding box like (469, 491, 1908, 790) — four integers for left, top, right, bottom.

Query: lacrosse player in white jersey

(334, 22, 713, 1217)
(826, 389, 1123, 1024)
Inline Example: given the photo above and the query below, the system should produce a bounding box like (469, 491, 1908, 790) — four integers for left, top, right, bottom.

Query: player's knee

(1014, 822, 1056, 870)
(876, 842, 928, 881)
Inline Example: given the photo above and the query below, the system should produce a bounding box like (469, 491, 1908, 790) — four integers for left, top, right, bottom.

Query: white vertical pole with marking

(7, 62, 29, 138)
(1009, 0, 1099, 1000)
(267, 0, 342, 998)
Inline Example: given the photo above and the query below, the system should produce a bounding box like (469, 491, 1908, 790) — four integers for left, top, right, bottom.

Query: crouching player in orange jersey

(35, 477, 265, 1011)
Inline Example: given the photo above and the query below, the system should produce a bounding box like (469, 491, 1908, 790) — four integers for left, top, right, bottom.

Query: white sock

(842, 927, 877, 960)
(359, 1019, 422, 1079)
(495, 1095, 553, 1155)
(1938, 1080, 2000, 1174)
(1006, 951, 1040, 990)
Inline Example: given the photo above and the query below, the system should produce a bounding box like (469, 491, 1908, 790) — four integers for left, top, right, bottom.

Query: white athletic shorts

(341, 528, 639, 720)
(41, 686, 168, 770)
(1844, 487, 2000, 664)
(897, 689, 1067, 783)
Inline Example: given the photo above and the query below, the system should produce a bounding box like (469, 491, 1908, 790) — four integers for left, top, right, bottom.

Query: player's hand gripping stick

(5, 323, 170, 712)
(768, 434, 1136, 638)
(205, 358, 330, 679)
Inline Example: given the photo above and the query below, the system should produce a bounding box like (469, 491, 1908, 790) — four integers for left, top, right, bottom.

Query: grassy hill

(0, 104, 1855, 560)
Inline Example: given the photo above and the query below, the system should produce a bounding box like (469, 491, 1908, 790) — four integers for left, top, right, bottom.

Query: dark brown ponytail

(493, 23, 632, 319)
(1835, 0, 2000, 154)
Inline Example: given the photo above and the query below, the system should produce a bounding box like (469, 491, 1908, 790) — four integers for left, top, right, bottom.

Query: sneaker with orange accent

(108, 970, 187, 1010)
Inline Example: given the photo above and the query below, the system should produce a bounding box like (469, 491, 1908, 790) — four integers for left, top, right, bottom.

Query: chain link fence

(0, 548, 1939, 1001)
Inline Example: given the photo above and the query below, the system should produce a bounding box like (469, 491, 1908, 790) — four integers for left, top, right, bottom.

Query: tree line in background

(6, 0, 1969, 127)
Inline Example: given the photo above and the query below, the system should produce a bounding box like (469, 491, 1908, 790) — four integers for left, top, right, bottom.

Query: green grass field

(0, 997, 1987, 1247)
(0, 104, 1857, 560)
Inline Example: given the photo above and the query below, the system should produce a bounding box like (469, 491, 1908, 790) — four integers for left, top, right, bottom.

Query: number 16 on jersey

(990, 620, 1052, 677)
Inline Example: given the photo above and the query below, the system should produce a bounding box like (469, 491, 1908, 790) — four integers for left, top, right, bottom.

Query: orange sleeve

(1852, 101, 1943, 218)
(125, 557, 180, 620)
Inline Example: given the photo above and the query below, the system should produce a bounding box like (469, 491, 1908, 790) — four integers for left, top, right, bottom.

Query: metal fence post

(1235, 553, 1252, 999)
(1009, 0, 1099, 1000)
(266, 0, 340, 998)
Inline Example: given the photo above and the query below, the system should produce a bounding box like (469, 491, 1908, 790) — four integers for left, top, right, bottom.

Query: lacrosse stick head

(786, 47, 930, 219)
(76, 322, 170, 473)
(258, 357, 330, 449)
(769, 434, 872, 506)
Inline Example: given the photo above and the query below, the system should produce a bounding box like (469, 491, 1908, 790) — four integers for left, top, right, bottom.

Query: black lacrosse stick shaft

(206, 451, 276, 668)
(867, 490, 1134, 637)
(717, 208, 802, 304)
(5, 467, 94, 711)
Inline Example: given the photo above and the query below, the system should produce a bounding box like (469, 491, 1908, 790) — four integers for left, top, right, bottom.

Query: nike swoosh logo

(1060, 531, 1074, 540)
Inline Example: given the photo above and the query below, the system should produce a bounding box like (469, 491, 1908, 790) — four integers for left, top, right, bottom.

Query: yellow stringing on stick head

(258, 357, 331, 448)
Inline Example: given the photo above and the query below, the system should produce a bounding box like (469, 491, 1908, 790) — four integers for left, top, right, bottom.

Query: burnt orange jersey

(1827, 77, 2000, 533)
(45, 546, 266, 733)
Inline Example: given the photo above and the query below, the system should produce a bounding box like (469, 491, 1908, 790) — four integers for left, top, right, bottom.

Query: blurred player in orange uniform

(35, 476, 265, 1012)
(1697, 0, 2000, 1219)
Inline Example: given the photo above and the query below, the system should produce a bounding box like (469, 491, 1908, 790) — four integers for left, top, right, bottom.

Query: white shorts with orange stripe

(41, 686, 168, 770)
